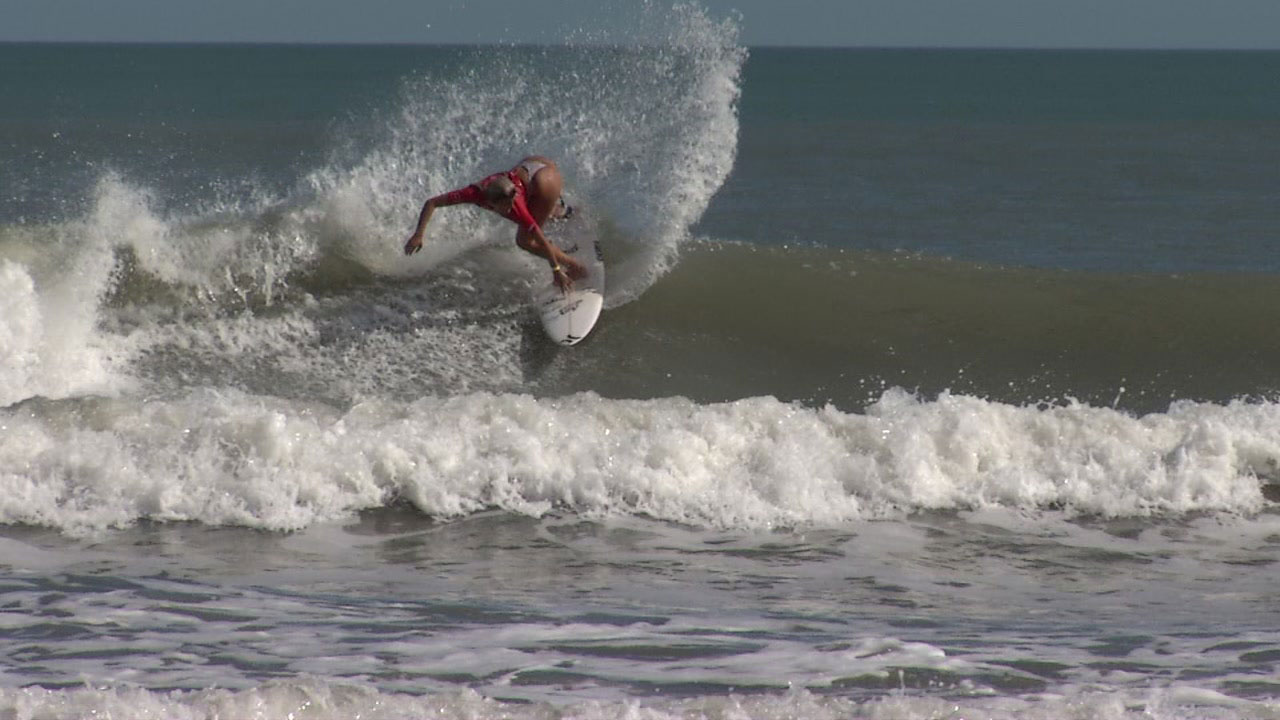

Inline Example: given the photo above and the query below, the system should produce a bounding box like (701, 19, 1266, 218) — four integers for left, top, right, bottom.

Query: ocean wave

(1, 389, 1273, 535)
(0, 5, 746, 410)
(605, 241, 1280, 412)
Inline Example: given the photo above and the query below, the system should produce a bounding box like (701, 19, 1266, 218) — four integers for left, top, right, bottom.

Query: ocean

(3, 5, 1280, 718)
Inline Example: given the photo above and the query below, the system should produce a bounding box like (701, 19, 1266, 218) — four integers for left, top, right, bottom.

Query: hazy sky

(3, 0, 1279, 49)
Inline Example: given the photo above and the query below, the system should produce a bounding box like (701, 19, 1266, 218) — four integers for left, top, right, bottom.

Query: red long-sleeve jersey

(434, 171, 540, 233)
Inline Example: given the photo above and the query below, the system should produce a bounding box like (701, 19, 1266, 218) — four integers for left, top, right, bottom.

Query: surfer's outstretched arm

(401, 197, 432, 253)
(405, 189, 475, 255)
(404, 196, 439, 255)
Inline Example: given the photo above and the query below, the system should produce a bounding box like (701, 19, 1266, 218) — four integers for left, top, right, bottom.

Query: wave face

(597, 243, 1280, 412)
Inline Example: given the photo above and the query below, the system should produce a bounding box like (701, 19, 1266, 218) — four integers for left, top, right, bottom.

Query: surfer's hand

(404, 233, 424, 255)
(552, 266, 574, 293)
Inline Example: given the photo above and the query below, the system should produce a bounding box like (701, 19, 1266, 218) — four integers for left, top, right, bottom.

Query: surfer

(404, 156, 585, 291)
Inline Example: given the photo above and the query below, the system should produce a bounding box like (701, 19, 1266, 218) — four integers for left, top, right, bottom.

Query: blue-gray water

(2, 13, 1280, 718)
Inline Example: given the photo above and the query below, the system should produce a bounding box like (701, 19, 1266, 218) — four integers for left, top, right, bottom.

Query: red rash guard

(433, 171, 540, 234)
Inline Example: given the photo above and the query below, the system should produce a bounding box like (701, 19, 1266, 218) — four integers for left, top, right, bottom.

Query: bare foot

(550, 196, 574, 222)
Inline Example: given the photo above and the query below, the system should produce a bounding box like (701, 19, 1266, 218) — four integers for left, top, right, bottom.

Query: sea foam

(0, 389, 1272, 535)
(0, 681, 1273, 720)
(0, 192, 126, 407)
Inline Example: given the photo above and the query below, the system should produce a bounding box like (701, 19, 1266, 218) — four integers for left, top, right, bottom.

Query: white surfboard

(534, 230, 604, 346)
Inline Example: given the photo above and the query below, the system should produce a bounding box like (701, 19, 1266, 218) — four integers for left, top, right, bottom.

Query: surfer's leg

(515, 226, 585, 280)
(523, 160, 563, 226)
(519, 156, 573, 221)
(518, 162, 585, 279)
